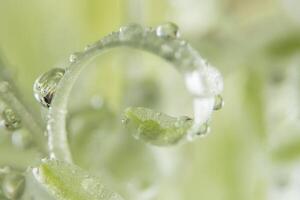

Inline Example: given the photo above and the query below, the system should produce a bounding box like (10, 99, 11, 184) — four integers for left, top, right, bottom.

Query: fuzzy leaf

(33, 160, 124, 200)
(123, 107, 193, 146)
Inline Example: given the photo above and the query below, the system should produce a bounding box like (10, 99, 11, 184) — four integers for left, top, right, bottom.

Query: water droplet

(185, 65, 224, 96)
(184, 69, 206, 96)
(204, 66, 224, 95)
(2, 108, 21, 131)
(119, 23, 143, 41)
(196, 122, 210, 136)
(2, 172, 25, 200)
(33, 68, 65, 108)
(213, 95, 224, 111)
(156, 22, 180, 39)
(11, 129, 32, 149)
(69, 52, 80, 63)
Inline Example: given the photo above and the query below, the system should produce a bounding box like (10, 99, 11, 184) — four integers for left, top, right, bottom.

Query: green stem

(0, 82, 47, 153)
(47, 24, 223, 163)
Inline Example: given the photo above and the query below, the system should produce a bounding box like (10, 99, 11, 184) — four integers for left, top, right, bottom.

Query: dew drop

(2, 108, 21, 131)
(119, 23, 143, 41)
(196, 122, 210, 136)
(156, 22, 180, 39)
(33, 68, 65, 108)
(185, 65, 224, 96)
(204, 66, 224, 95)
(2, 172, 25, 200)
(213, 95, 224, 111)
(69, 52, 80, 63)
(11, 129, 32, 149)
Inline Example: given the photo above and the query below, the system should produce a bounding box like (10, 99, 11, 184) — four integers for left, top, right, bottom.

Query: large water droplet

(156, 22, 180, 39)
(33, 68, 65, 108)
(1, 108, 21, 131)
(119, 23, 143, 41)
(213, 95, 224, 111)
(11, 129, 32, 149)
(2, 172, 25, 200)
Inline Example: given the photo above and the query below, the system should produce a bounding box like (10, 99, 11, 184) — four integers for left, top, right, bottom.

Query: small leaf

(123, 107, 193, 146)
(33, 159, 124, 200)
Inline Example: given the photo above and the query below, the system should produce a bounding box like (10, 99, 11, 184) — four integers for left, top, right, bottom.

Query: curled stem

(47, 23, 223, 163)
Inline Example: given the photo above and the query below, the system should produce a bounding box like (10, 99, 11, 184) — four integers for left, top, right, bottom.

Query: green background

(1, 0, 300, 199)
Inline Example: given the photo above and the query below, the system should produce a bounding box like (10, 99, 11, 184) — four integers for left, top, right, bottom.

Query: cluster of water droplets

(0, 108, 21, 130)
(0, 82, 33, 149)
(0, 167, 25, 200)
(0, 108, 32, 150)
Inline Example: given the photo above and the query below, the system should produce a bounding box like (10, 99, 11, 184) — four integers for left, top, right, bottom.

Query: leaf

(33, 159, 124, 200)
(123, 107, 193, 146)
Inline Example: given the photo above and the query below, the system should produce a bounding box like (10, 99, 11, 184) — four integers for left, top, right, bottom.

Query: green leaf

(123, 107, 193, 146)
(33, 159, 124, 200)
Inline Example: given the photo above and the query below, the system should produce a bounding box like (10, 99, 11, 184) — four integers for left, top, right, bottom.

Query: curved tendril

(47, 23, 223, 163)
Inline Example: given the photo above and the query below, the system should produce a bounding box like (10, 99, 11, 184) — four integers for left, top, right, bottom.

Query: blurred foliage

(1, 0, 300, 200)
